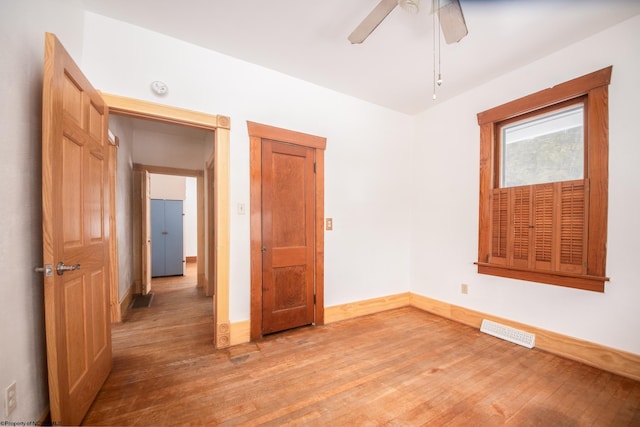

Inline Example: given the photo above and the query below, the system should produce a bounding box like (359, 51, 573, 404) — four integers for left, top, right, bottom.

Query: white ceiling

(82, 0, 640, 115)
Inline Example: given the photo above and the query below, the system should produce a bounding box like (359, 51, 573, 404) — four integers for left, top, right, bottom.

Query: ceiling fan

(348, 0, 468, 44)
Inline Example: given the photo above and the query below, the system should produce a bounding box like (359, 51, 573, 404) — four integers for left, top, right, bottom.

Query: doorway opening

(104, 93, 232, 348)
(149, 175, 196, 280)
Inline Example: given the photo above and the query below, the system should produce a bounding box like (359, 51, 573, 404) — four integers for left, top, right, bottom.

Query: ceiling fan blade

(348, 0, 399, 44)
(437, 0, 468, 44)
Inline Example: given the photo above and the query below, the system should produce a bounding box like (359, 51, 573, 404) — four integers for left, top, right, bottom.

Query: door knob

(56, 262, 81, 276)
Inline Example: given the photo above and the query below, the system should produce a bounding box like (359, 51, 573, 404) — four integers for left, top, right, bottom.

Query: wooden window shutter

(489, 180, 586, 275)
(511, 186, 531, 268)
(533, 184, 554, 270)
(490, 188, 508, 264)
(559, 180, 587, 274)
(490, 186, 533, 268)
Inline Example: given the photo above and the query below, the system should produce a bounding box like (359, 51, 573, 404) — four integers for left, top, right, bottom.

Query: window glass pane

(501, 104, 584, 187)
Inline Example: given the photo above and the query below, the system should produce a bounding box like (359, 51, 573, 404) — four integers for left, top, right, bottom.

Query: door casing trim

(247, 121, 326, 341)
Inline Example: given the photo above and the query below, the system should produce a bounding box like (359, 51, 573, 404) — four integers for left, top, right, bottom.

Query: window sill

(475, 262, 608, 292)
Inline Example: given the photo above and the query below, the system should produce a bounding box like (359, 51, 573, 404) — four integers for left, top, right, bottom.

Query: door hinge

(313, 162, 316, 173)
(313, 294, 316, 304)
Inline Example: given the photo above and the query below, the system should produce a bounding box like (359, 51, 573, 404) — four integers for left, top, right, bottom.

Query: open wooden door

(142, 170, 152, 294)
(41, 33, 112, 425)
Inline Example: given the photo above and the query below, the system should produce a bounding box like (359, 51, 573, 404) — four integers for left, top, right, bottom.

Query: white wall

(410, 15, 640, 355)
(109, 115, 135, 299)
(132, 128, 208, 170)
(81, 13, 415, 323)
(150, 174, 186, 200)
(0, 0, 86, 422)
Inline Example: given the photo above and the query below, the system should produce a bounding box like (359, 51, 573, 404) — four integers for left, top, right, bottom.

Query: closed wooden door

(42, 33, 112, 425)
(262, 140, 316, 334)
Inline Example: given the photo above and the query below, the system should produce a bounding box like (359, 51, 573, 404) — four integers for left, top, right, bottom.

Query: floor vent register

(480, 319, 536, 349)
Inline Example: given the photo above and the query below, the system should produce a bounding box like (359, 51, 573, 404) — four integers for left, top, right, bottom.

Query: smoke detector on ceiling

(150, 80, 168, 96)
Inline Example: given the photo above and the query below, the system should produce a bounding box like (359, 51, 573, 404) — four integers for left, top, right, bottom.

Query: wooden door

(163, 200, 184, 276)
(142, 171, 152, 294)
(151, 199, 184, 277)
(151, 199, 165, 277)
(262, 140, 316, 334)
(42, 33, 112, 425)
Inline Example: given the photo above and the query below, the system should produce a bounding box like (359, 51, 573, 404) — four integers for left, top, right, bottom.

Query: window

(476, 67, 612, 292)
(500, 102, 584, 188)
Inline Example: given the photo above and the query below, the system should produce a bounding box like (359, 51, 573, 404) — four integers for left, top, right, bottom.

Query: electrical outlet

(326, 218, 333, 231)
(5, 381, 16, 416)
(461, 283, 469, 294)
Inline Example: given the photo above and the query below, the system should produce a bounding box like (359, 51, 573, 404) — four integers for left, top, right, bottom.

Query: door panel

(164, 200, 185, 276)
(151, 199, 165, 277)
(90, 268, 109, 355)
(151, 199, 184, 277)
(262, 140, 315, 334)
(42, 33, 112, 425)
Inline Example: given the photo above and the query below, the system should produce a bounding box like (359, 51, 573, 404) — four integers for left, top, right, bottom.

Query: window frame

(476, 66, 612, 292)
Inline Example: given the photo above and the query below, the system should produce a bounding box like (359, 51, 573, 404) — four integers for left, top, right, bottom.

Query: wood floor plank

(82, 267, 640, 426)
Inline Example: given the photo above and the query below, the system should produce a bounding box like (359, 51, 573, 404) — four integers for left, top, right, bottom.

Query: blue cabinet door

(151, 199, 184, 277)
(163, 200, 184, 276)
(150, 199, 165, 277)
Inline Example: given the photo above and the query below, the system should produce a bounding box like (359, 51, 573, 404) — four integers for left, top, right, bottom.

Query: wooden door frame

(107, 136, 120, 320)
(103, 93, 232, 348)
(205, 156, 216, 298)
(247, 121, 326, 341)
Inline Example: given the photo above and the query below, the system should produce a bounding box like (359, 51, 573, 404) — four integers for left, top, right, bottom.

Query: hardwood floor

(83, 269, 640, 426)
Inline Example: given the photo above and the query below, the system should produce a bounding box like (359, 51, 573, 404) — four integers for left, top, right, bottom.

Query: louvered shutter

(533, 184, 554, 270)
(490, 188, 508, 265)
(489, 180, 587, 275)
(511, 186, 531, 268)
(559, 180, 587, 274)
